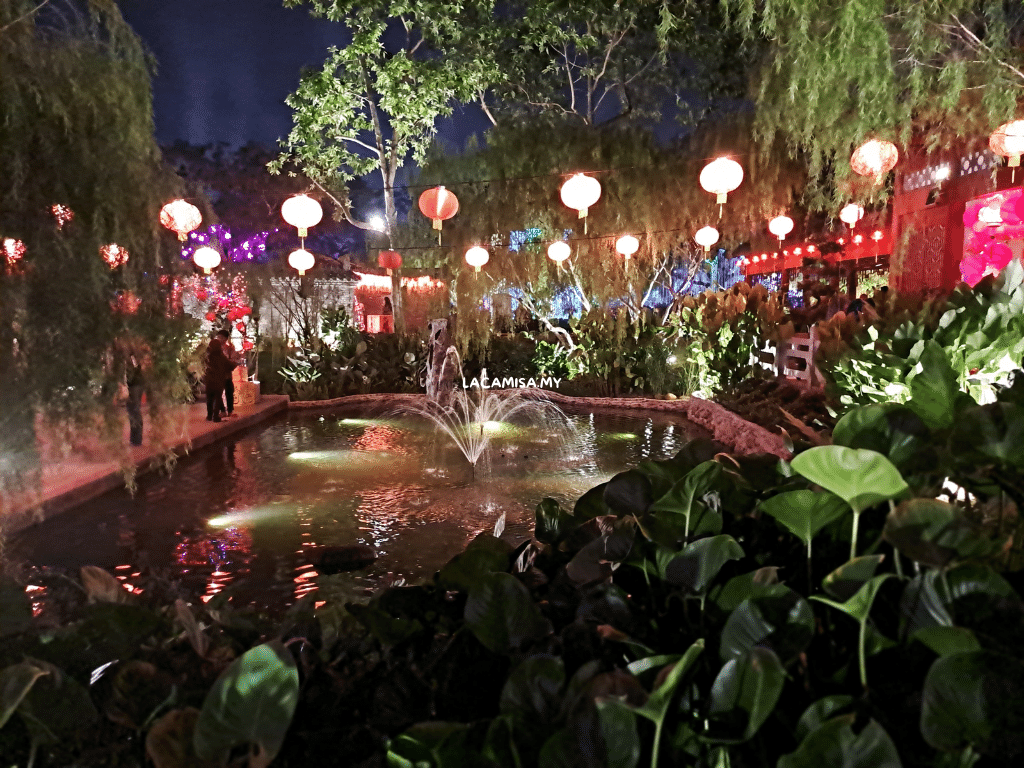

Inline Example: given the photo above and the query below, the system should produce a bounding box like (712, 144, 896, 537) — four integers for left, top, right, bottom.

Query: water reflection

(13, 408, 706, 611)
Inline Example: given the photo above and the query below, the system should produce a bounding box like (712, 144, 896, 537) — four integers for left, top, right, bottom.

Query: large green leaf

(811, 574, 893, 624)
(883, 499, 1005, 568)
(790, 446, 908, 514)
(346, 602, 422, 648)
(17, 662, 97, 745)
(794, 695, 855, 741)
(465, 572, 552, 654)
(436, 537, 511, 592)
(662, 535, 744, 596)
(633, 639, 705, 724)
(0, 662, 48, 729)
(719, 585, 813, 664)
(604, 469, 654, 516)
(596, 700, 641, 768)
(706, 648, 785, 742)
(759, 490, 849, 547)
(912, 627, 982, 657)
(711, 568, 780, 613)
(193, 641, 299, 767)
(922, 651, 1024, 758)
(831, 403, 929, 469)
(821, 555, 886, 601)
(500, 655, 565, 722)
(908, 340, 960, 431)
(649, 461, 724, 533)
(951, 402, 1024, 467)
(535, 498, 576, 545)
(778, 716, 902, 768)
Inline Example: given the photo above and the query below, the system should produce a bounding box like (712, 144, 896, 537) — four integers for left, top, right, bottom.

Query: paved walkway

(5, 395, 289, 534)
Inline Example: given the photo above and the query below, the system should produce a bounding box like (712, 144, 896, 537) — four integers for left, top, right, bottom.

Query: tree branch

(0, 0, 52, 34)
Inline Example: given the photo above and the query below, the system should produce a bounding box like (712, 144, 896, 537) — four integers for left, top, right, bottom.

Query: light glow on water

(208, 506, 290, 527)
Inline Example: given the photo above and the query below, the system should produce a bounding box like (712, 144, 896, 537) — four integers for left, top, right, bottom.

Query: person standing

(203, 336, 234, 422)
(125, 345, 148, 446)
(217, 330, 241, 417)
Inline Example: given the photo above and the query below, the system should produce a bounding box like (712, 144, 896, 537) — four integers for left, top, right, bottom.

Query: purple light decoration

(179, 224, 271, 263)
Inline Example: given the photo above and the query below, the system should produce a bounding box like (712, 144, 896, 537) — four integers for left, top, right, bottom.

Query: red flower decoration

(205, 311, 216, 322)
(236, 322, 246, 332)
(196, 289, 208, 301)
(242, 340, 254, 351)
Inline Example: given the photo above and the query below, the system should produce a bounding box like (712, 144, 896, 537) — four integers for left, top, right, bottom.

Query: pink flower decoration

(1001, 197, 1022, 225)
(963, 205, 981, 228)
(960, 254, 987, 286)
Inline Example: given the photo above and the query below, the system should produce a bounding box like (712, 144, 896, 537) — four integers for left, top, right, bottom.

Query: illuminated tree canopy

(725, 0, 1024, 205)
(1, 0, 191, 504)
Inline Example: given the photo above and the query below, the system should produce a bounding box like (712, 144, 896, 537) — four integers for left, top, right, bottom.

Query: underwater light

(208, 506, 290, 527)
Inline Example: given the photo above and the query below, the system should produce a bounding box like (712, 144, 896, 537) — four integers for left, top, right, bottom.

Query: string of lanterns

(149, 118, 1024, 281)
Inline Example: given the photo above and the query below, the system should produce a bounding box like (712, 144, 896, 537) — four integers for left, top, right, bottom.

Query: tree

(725, 0, 1024, 206)
(272, 0, 501, 333)
(480, 0, 753, 129)
(1, 0, 191, 511)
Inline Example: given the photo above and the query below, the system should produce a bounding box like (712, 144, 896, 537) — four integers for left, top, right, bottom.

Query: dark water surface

(14, 407, 705, 610)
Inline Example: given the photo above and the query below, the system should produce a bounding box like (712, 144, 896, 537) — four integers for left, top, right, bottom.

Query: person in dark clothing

(217, 330, 240, 417)
(204, 337, 234, 422)
(125, 349, 146, 446)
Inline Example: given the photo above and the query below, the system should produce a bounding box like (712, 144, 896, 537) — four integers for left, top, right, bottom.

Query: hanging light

(281, 194, 323, 238)
(699, 158, 743, 215)
(768, 215, 794, 242)
(807, 244, 816, 253)
(560, 174, 602, 219)
(418, 186, 460, 231)
(465, 246, 489, 273)
(839, 204, 864, 228)
(694, 226, 720, 253)
(752, 255, 760, 263)
(871, 230, 884, 242)
(3, 238, 26, 268)
(193, 246, 221, 274)
(288, 248, 315, 276)
(547, 241, 570, 263)
(615, 235, 640, 259)
(989, 121, 1024, 168)
(100, 243, 128, 269)
(378, 250, 402, 275)
(51, 204, 74, 230)
(853, 234, 864, 245)
(160, 199, 202, 242)
(850, 139, 898, 181)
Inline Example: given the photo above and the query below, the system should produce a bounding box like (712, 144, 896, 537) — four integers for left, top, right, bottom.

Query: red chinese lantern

(288, 248, 315, 276)
(616, 235, 640, 259)
(547, 241, 570, 263)
(193, 246, 221, 274)
(160, 199, 202, 241)
(850, 140, 898, 181)
(465, 246, 489, 273)
(694, 226, 719, 253)
(378, 250, 403, 275)
(768, 215, 794, 242)
(989, 121, 1024, 167)
(418, 186, 459, 230)
(839, 204, 864, 228)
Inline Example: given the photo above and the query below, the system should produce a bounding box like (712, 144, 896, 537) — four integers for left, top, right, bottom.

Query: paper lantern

(193, 246, 221, 274)
(160, 199, 202, 242)
(281, 194, 323, 238)
(560, 174, 602, 220)
(850, 139, 898, 180)
(547, 241, 570, 263)
(378, 250, 402, 275)
(694, 226, 719, 253)
(699, 158, 743, 205)
(100, 243, 128, 269)
(768, 215, 794, 242)
(616, 235, 640, 259)
(465, 246, 489, 273)
(418, 186, 459, 230)
(989, 121, 1024, 167)
(288, 248, 315, 275)
(839, 204, 864, 227)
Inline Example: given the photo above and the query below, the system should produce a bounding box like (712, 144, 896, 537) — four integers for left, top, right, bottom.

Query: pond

(12, 404, 706, 611)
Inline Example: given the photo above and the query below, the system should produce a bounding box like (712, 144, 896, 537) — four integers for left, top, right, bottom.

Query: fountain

(398, 345, 580, 477)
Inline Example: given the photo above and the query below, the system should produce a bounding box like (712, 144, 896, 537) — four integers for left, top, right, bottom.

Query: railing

(750, 327, 823, 387)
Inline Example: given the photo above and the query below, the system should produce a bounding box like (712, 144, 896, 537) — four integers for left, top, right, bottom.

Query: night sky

(121, 0, 490, 153)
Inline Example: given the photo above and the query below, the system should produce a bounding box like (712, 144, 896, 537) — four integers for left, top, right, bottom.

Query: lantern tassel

(432, 218, 442, 230)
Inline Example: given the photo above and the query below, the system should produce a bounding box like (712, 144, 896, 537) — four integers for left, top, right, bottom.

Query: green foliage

(818, 254, 1024, 413)
(725, 0, 1024, 207)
